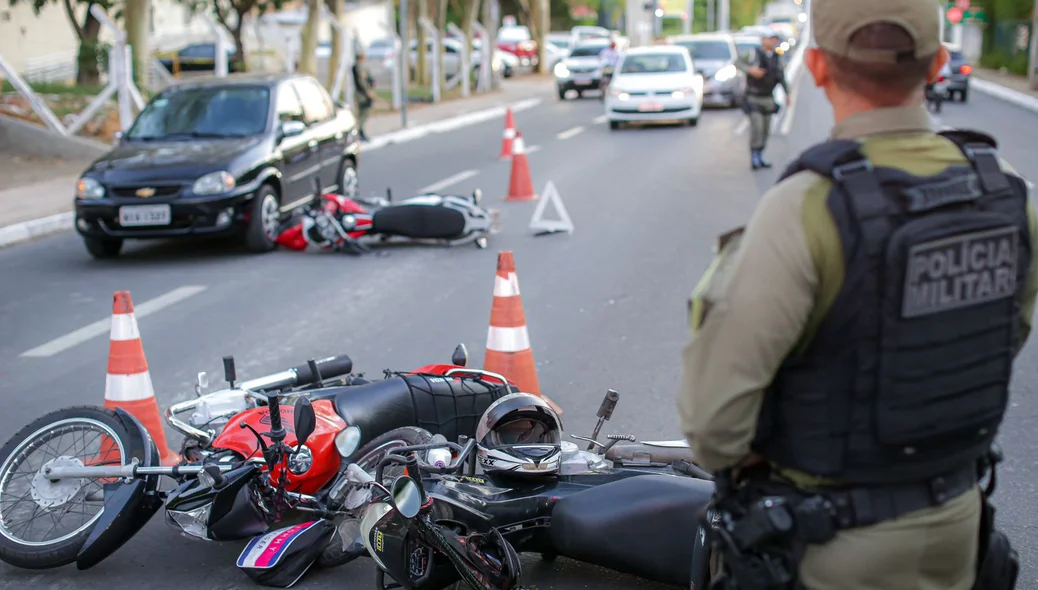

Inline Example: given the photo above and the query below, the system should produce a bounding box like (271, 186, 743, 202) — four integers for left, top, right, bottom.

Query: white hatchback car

(605, 46, 704, 130)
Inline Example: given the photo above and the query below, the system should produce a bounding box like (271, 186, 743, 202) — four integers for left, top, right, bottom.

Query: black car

(158, 43, 246, 74)
(74, 72, 361, 258)
(943, 44, 972, 102)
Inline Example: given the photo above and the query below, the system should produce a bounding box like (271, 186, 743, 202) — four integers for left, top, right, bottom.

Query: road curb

(0, 212, 74, 249)
(971, 78, 1038, 113)
(0, 96, 545, 250)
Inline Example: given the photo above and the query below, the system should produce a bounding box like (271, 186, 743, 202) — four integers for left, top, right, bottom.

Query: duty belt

(821, 465, 977, 529)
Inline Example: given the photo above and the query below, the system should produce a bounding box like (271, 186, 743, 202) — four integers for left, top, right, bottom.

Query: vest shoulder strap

(937, 128, 1011, 193)
(778, 139, 867, 183)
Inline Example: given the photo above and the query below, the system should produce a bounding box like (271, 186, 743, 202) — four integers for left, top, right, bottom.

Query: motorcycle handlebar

(289, 355, 353, 386)
(373, 438, 477, 484)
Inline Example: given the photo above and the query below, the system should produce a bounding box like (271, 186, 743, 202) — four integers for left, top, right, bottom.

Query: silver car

(553, 40, 611, 100)
(667, 33, 745, 109)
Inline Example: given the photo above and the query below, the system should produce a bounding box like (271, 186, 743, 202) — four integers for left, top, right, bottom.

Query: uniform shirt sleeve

(677, 172, 822, 473)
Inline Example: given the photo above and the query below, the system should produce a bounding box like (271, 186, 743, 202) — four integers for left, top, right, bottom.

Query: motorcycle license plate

(119, 204, 171, 226)
(638, 103, 664, 112)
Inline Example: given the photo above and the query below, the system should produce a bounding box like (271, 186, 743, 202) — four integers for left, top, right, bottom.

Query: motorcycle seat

(313, 374, 512, 451)
(371, 204, 467, 239)
(550, 474, 714, 587)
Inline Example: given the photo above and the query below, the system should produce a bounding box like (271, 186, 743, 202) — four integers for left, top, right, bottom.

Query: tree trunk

(462, 0, 481, 87)
(417, 0, 428, 85)
(76, 9, 103, 86)
(232, 20, 247, 68)
(299, 0, 321, 75)
(437, 0, 447, 90)
(327, 0, 344, 89)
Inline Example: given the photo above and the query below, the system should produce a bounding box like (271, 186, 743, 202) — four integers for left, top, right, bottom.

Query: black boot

(751, 150, 761, 170)
(758, 150, 773, 168)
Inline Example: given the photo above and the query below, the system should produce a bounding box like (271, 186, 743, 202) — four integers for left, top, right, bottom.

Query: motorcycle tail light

(938, 75, 945, 82)
(960, 64, 972, 75)
(166, 503, 213, 541)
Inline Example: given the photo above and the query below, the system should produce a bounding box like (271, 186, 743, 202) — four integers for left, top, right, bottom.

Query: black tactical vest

(752, 129, 1032, 486)
(745, 47, 782, 97)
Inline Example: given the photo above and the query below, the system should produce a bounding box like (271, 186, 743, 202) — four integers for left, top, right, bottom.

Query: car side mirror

(279, 120, 306, 142)
(293, 397, 317, 447)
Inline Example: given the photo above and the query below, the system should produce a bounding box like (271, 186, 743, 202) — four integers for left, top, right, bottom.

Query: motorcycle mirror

(452, 343, 468, 367)
(223, 356, 237, 388)
(335, 425, 362, 458)
(293, 397, 317, 447)
(390, 476, 423, 519)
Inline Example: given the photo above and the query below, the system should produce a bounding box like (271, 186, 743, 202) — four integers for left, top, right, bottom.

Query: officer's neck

(827, 88, 924, 125)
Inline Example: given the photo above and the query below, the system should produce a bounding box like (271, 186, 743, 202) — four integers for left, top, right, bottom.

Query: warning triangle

(529, 180, 574, 236)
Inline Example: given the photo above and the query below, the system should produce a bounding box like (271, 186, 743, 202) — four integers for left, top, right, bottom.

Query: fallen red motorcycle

(0, 345, 515, 574)
(274, 187, 498, 254)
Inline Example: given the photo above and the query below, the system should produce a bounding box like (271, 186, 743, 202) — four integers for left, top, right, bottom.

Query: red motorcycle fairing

(275, 193, 372, 251)
(211, 399, 346, 495)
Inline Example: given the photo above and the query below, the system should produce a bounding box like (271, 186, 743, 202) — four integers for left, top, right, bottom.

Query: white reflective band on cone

(486, 326, 531, 353)
(512, 137, 525, 154)
(493, 273, 521, 297)
(105, 372, 157, 402)
(504, 128, 516, 138)
(110, 314, 141, 341)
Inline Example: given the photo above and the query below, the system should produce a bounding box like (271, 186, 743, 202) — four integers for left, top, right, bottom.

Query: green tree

(11, 0, 116, 85)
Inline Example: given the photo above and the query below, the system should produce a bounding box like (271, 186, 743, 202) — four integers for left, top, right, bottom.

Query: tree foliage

(185, 0, 288, 66)
(10, 0, 121, 84)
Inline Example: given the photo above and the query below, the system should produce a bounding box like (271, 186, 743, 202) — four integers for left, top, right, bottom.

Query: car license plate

(119, 204, 171, 227)
(638, 103, 664, 112)
(574, 77, 593, 86)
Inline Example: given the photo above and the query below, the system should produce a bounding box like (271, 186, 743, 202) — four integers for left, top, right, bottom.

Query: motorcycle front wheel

(317, 427, 435, 568)
(0, 406, 143, 570)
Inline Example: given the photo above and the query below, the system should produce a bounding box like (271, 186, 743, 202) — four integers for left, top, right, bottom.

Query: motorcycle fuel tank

(211, 399, 346, 495)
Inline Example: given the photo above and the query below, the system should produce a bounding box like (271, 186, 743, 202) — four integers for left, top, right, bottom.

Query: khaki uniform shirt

(677, 105, 1038, 479)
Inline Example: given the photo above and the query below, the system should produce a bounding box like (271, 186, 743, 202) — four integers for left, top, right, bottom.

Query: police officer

(736, 31, 788, 170)
(677, 0, 1036, 587)
(352, 51, 375, 142)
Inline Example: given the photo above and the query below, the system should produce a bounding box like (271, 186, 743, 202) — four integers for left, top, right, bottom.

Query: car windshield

(620, 53, 687, 74)
(569, 45, 607, 57)
(735, 41, 760, 54)
(679, 40, 732, 60)
(126, 86, 270, 140)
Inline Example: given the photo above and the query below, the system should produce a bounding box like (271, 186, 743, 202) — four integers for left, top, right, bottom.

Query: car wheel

(557, 87, 567, 100)
(688, 117, 699, 127)
(339, 158, 358, 201)
(609, 121, 620, 130)
(245, 184, 280, 253)
(83, 236, 123, 259)
(576, 90, 583, 99)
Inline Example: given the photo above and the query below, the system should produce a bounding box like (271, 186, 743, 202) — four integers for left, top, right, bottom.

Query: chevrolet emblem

(136, 187, 156, 198)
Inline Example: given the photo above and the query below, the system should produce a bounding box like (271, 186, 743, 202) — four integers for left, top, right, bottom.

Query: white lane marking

(418, 169, 480, 194)
(592, 115, 607, 124)
(20, 286, 208, 358)
(525, 145, 542, 154)
(556, 126, 585, 140)
(734, 119, 748, 135)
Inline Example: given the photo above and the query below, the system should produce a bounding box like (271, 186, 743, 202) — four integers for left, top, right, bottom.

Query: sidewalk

(0, 76, 552, 247)
(972, 67, 1038, 98)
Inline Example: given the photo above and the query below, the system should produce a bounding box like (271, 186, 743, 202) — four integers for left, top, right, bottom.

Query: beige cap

(812, 0, 942, 64)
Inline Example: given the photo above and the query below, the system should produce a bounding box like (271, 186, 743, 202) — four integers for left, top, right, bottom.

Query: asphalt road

(1, 75, 1037, 589)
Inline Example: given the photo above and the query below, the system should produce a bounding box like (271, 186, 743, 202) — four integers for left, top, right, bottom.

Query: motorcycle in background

(275, 187, 499, 254)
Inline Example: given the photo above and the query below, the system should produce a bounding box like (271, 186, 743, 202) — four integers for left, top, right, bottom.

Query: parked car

(553, 40, 611, 100)
(943, 43, 972, 102)
(73, 73, 361, 259)
(545, 32, 572, 70)
(569, 25, 612, 48)
(497, 25, 538, 67)
(667, 33, 744, 109)
(157, 43, 245, 74)
(605, 45, 703, 130)
(410, 38, 512, 79)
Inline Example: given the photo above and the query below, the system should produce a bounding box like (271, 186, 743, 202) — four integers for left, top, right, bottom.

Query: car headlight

(714, 64, 737, 82)
(612, 90, 630, 100)
(76, 177, 105, 200)
(192, 171, 236, 195)
(672, 88, 694, 98)
(554, 62, 570, 77)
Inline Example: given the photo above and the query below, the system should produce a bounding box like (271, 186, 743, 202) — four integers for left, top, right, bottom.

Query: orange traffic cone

(102, 291, 179, 466)
(499, 108, 517, 159)
(484, 251, 563, 415)
(504, 133, 538, 202)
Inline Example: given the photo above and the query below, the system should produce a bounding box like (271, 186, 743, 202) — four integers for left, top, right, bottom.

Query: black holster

(971, 447, 1019, 590)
